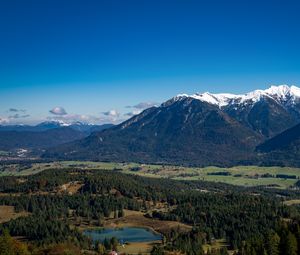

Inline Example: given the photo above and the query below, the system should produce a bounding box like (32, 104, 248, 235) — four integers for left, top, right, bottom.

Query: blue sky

(0, 0, 300, 124)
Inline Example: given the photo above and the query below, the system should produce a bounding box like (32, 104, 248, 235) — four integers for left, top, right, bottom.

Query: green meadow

(1, 161, 300, 189)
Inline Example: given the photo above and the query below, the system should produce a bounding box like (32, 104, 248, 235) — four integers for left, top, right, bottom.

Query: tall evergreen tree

(266, 232, 280, 255)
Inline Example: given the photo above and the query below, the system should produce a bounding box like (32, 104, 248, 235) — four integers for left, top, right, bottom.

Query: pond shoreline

(83, 226, 162, 243)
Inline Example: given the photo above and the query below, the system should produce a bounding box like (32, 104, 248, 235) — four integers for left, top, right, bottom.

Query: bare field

(0, 205, 29, 223)
(57, 181, 83, 195)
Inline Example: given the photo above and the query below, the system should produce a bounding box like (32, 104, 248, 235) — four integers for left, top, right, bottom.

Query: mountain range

(0, 121, 113, 134)
(0, 122, 113, 151)
(43, 85, 300, 167)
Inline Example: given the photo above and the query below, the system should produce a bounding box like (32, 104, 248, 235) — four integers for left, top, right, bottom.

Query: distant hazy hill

(0, 121, 113, 135)
(0, 127, 85, 150)
(0, 122, 114, 151)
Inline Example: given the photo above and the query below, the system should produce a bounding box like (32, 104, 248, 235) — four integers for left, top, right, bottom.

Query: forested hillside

(0, 168, 299, 254)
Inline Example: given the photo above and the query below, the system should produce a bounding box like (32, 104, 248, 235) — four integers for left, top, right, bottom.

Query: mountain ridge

(36, 85, 300, 167)
(0, 122, 114, 151)
(256, 123, 300, 167)
(0, 121, 114, 134)
(172, 85, 300, 138)
(175, 84, 300, 108)
(43, 96, 262, 166)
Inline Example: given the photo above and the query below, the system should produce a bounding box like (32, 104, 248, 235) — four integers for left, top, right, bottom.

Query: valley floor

(1, 161, 300, 189)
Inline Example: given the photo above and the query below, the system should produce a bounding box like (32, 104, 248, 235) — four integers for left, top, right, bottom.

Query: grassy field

(283, 199, 300, 206)
(0, 161, 158, 176)
(1, 161, 300, 189)
(125, 165, 300, 189)
(117, 241, 160, 254)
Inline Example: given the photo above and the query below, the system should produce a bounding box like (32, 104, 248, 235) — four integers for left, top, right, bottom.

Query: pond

(83, 227, 162, 243)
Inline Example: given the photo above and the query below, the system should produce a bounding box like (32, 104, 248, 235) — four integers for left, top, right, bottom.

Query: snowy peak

(37, 120, 71, 127)
(265, 85, 291, 97)
(175, 85, 300, 108)
(174, 92, 239, 107)
(264, 85, 300, 102)
(290, 85, 300, 96)
(191, 92, 238, 107)
(39, 120, 94, 127)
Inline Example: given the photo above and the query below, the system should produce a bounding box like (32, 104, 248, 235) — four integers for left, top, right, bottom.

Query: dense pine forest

(0, 168, 300, 254)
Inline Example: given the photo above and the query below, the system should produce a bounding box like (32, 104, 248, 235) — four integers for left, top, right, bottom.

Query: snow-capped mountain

(36, 120, 71, 129)
(44, 84, 300, 167)
(175, 85, 300, 108)
(173, 85, 300, 137)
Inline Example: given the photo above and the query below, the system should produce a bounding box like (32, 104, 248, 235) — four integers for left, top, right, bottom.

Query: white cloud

(123, 102, 158, 119)
(48, 114, 99, 124)
(48, 111, 124, 125)
(135, 102, 156, 109)
(0, 111, 30, 125)
(127, 102, 158, 110)
(99, 109, 123, 123)
(49, 107, 67, 115)
(9, 108, 26, 113)
(124, 109, 142, 117)
(102, 109, 120, 117)
(0, 117, 9, 124)
(8, 114, 30, 119)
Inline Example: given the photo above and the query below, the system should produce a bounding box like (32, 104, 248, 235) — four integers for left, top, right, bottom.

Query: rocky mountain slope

(256, 123, 300, 166)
